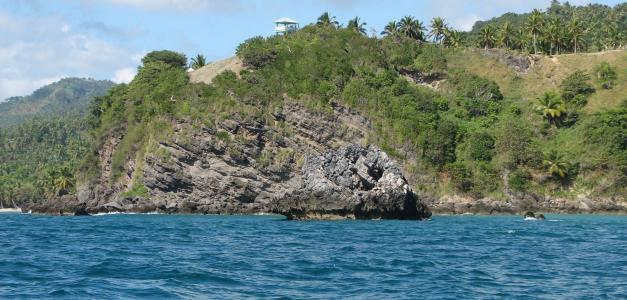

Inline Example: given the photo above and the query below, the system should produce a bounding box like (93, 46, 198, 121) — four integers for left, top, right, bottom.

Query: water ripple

(0, 214, 626, 298)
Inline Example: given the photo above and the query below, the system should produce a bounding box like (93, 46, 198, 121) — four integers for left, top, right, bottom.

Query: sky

(0, 0, 623, 101)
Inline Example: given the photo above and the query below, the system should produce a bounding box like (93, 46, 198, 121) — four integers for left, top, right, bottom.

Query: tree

(190, 54, 207, 70)
(317, 12, 339, 28)
(545, 16, 563, 55)
(443, 29, 463, 48)
(535, 91, 566, 125)
(381, 21, 399, 36)
(236, 36, 276, 69)
(399, 16, 426, 41)
(560, 70, 595, 102)
(429, 17, 447, 45)
(593, 62, 617, 89)
(141, 50, 187, 69)
(498, 22, 514, 49)
(513, 28, 530, 51)
(568, 17, 585, 54)
(527, 9, 544, 54)
(479, 25, 496, 49)
(347, 17, 367, 35)
(543, 150, 571, 179)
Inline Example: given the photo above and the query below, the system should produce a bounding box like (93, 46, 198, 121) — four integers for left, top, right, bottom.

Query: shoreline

(20, 209, 627, 218)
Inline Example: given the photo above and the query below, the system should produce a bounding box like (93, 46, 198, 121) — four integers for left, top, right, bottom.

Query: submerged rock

(273, 145, 431, 220)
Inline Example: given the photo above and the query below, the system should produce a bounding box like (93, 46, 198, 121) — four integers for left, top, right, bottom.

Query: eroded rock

(273, 145, 431, 220)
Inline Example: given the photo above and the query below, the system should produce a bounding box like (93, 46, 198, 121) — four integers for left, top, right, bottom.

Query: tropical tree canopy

(535, 91, 566, 124)
(190, 54, 207, 70)
(317, 12, 339, 27)
(347, 16, 367, 35)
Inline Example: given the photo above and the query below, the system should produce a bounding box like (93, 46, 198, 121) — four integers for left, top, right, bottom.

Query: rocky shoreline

(22, 101, 625, 218)
(26, 144, 433, 220)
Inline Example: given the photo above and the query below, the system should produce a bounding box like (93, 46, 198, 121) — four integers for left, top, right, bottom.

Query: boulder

(274, 145, 431, 220)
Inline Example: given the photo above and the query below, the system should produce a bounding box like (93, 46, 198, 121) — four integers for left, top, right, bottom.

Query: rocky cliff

(27, 101, 430, 219)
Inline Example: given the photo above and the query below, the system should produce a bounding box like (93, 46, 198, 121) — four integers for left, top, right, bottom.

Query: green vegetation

(1, 3, 625, 206)
(190, 54, 207, 70)
(0, 78, 113, 128)
(0, 116, 89, 205)
(470, 1, 626, 53)
(594, 61, 618, 89)
(0, 78, 112, 205)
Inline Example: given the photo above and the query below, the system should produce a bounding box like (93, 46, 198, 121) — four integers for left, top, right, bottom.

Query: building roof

(274, 17, 298, 24)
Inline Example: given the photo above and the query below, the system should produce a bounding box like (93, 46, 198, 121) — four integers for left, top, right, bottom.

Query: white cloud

(452, 14, 482, 31)
(112, 67, 136, 83)
(93, 0, 243, 12)
(0, 77, 61, 101)
(0, 12, 141, 100)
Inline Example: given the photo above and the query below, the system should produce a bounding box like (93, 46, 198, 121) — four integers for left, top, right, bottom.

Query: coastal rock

(273, 145, 431, 220)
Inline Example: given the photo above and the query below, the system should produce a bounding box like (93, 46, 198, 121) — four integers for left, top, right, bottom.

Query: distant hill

(0, 78, 114, 128)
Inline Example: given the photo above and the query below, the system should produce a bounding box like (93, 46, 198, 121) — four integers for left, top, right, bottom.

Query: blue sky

(0, 0, 623, 100)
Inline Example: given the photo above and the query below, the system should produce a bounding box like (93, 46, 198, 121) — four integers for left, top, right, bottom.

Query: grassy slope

(446, 48, 626, 198)
(447, 49, 626, 112)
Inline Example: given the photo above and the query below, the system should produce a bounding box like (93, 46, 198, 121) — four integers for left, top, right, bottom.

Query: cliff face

(28, 100, 430, 219)
(26, 96, 626, 216)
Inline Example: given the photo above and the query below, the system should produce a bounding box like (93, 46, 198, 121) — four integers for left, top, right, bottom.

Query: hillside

(0, 78, 113, 128)
(25, 23, 625, 216)
(0, 78, 113, 207)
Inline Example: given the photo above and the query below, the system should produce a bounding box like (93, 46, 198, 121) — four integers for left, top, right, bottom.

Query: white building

(274, 17, 299, 35)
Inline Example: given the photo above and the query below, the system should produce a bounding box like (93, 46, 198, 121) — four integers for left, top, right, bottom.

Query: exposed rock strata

(274, 145, 431, 220)
(28, 102, 432, 219)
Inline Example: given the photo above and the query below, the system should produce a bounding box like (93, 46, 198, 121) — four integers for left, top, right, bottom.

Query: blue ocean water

(0, 214, 626, 299)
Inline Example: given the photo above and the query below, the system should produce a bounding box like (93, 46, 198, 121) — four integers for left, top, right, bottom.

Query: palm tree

(443, 29, 463, 48)
(535, 91, 566, 125)
(429, 17, 447, 45)
(317, 12, 339, 28)
(347, 17, 367, 35)
(399, 16, 426, 41)
(513, 28, 530, 51)
(527, 9, 544, 54)
(544, 16, 563, 55)
(381, 21, 399, 36)
(568, 17, 585, 54)
(54, 166, 74, 196)
(543, 150, 570, 179)
(190, 54, 207, 70)
(499, 22, 514, 49)
(479, 25, 496, 49)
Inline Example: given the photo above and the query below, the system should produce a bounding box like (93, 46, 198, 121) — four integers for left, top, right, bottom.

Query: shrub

(447, 69, 503, 117)
(593, 62, 617, 89)
(235, 36, 277, 69)
(466, 131, 495, 161)
(560, 70, 595, 102)
(584, 107, 627, 166)
(508, 169, 531, 192)
(141, 50, 187, 69)
(421, 119, 458, 167)
(412, 46, 447, 75)
(494, 121, 541, 168)
(570, 94, 588, 108)
(447, 162, 473, 192)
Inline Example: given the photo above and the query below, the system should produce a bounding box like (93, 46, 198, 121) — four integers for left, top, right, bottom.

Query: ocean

(1, 213, 625, 299)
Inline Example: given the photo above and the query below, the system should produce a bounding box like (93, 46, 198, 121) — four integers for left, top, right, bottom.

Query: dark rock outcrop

(273, 145, 431, 220)
(482, 49, 532, 74)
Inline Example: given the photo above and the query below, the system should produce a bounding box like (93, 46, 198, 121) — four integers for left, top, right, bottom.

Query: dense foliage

(0, 116, 88, 205)
(469, 1, 626, 53)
